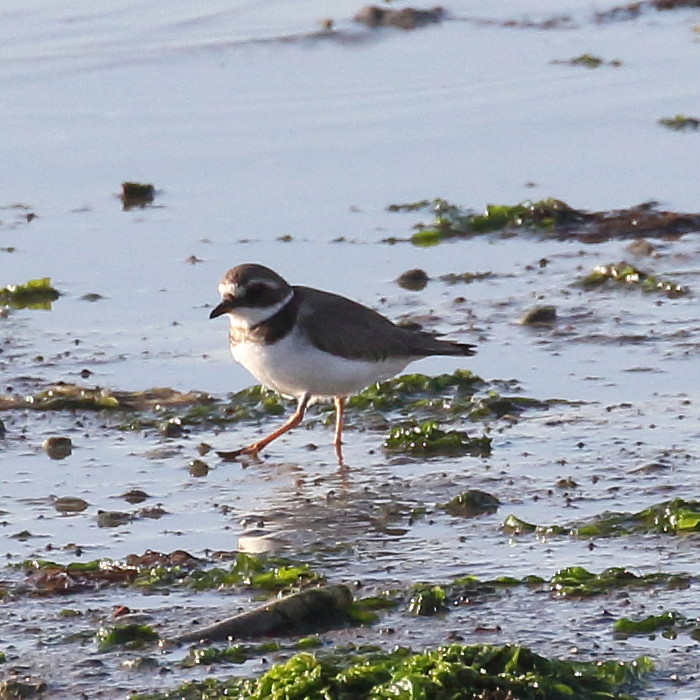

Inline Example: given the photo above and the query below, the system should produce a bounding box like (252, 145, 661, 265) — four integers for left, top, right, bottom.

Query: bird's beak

(209, 300, 232, 319)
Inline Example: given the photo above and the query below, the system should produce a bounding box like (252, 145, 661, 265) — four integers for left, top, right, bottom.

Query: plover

(209, 263, 476, 464)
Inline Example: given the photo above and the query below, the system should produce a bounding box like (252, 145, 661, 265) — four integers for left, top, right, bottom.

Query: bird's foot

(216, 445, 260, 462)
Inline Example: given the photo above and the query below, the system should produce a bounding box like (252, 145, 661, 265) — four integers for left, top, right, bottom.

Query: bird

(209, 263, 476, 464)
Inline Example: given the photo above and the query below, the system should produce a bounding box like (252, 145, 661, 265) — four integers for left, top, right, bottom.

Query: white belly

(231, 330, 411, 399)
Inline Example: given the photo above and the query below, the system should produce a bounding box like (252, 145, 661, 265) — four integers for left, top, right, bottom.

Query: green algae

(551, 53, 621, 68)
(407, 585, 447, 615)
(521, 305, 557, 326)
(16, 551, 321, 596)
(348, 596, 400, 625)
(438, 271, 496, 285)
(333, 566, 686, 629)
(454, 198, 576, 232)
(210, 384, 286, 422)
(503, 498, 700, 538)
(388, 198, 581, 246)
(579, 262, 688, 297)
(297, 636, 324, 650)
(441, 490, 500, 517)
(129, 643, 653, 700)
(96, 623, 159, 652)
(349, 370, 484, 411)
(0, 277, 60, 310)
(614, 611, 681, 638)
(467, 392, 548, 419)
(502, 514, 539, 534)
(549, 566, 689, 598)
(129, 384, 285, 430)
(383, 421, 492, 458)
(658, 114, 700, 131)
(0, 372, 548, 448)
(0, 382, 281, 433)
(388, 198, 700, 244)
(614, 610, 700, 641)
(182, 641, 281, 667)
(0, 383, 212, 414)
(134, 552, 321, 593)
(343, 371, 547, 431)
(21, 558, 105, 573)
(412, 566, 687, 609)
(411, 227, 443, 247)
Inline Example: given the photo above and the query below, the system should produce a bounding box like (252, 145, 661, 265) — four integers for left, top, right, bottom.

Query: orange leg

(333, 396, 346, 466)
(217, 393, 311, 462)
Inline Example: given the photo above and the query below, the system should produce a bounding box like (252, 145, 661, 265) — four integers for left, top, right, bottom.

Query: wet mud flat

(2, 198, 700, 698)
(2, 0, 700, 696)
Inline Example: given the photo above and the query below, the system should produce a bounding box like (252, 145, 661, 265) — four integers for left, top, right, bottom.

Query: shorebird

(209, 264, 476, 464)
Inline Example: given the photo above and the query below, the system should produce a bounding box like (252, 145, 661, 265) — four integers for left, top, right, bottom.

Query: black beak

(209, 300, 231, 319)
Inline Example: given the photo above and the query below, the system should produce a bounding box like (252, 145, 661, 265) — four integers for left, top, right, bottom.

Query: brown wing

(294, 286, 476, 361)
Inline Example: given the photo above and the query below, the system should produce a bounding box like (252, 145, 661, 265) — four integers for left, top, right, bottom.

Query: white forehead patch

(219, 282, 238, 298)
(219, 277, 280, 299)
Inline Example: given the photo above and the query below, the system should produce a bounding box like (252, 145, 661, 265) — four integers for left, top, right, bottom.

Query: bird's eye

(244, 281, 279, 306)
(246, 282, 268, 297)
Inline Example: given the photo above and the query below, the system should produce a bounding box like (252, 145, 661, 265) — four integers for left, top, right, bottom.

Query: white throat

(225, 290, 294, 329)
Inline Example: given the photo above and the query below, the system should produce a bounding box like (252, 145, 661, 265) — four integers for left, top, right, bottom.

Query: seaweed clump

(398, 566, 686, 610)
(383, 421, 492, 457)
(96, 623, 159, 652)
(349, 566, 687, 624)
(182, 641, 281, 667)
(503, 498, 700, 538)
(579, 262, 688, 297)
(0, 383, 213, 414)
(396, 198, 582, 246)
(0, 277, 60, 310)
(549, 566, 690, 598)
(129, 643, 653, 700)
(121, 181, 156, 210)
(0, 372, 547, 440)
(614, 610, 700, 640)
(342, 370, 547, 430)
(387, 198, 700, 245)
(441, 490, 500, 517)
(407, 584, 447, 615)
(16, 550, 321, 597)
(595, 0, 700, 23)
(551, 53, 621, 68)
(658, 114, 700, 131)
(354, 5, 445, 29)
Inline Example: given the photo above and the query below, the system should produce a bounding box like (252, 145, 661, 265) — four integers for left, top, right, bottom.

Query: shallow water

(2, 0, 700, 697)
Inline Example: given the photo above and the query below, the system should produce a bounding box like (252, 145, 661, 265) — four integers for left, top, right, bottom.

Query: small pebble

(188, 459, 209, 477)
(97, 510, 132, 528)
(43, 436, 73, 460)
(626, 239, 655, 256)
(53, 496, 89, 514)
(121, 181, 155, 209)
(120, 489, 150, 504)
(160, 417, 185, 437)
(397, 268, 429, 291)
(521, 305, 557, 326)
(197, 442, 212, 455)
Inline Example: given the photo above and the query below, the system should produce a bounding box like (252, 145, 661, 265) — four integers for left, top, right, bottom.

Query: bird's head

(209, 264, 293, 326)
